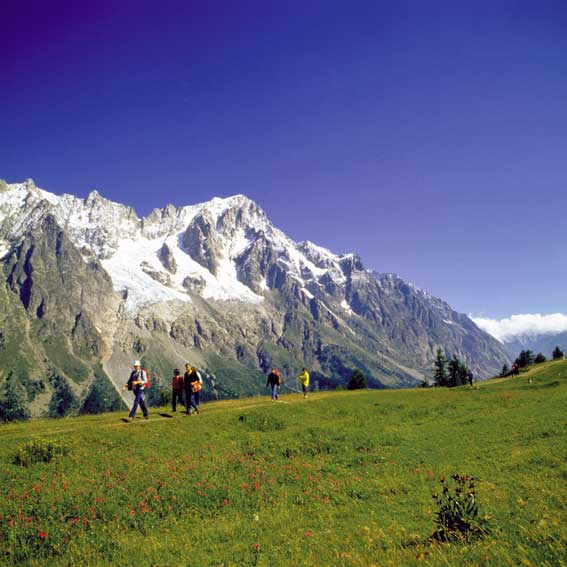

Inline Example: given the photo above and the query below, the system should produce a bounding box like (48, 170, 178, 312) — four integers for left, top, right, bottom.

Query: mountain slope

(0, 179, 510, 415)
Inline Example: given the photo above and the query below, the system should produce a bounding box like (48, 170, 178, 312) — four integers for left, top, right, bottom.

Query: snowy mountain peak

(0, 181, 363, 313)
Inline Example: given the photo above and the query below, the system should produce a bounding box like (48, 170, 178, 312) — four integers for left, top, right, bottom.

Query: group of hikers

(122, 361, 203, 421)
(123, 360, 311, 420)
(266, 367, 310, 400)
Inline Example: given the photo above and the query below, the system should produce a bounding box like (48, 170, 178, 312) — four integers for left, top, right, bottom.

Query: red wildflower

(252, 543, 260, 551)
(305, 531, 312, 538)
(38, 531, 46, 540)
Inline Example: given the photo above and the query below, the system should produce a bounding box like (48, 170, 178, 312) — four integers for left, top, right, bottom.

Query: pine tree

(0, 374, 30, 422)
(448, 355, 469, 387)
(552, 346, 564, 360)
(515, 350, 535, 368)
(48, 373, 77, 417)
(347, 368, 367, 390)
(433, 348, 449, 387)
(500, 364, 509, 377)
(534, 353, 546, 364)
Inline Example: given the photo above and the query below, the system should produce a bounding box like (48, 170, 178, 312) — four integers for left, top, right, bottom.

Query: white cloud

(472, 313, 567, 343)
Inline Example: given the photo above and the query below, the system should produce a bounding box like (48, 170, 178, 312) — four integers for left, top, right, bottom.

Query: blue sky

(1, 1, 566, 318)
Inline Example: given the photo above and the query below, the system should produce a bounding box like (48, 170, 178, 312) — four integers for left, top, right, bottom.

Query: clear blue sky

(2, 1, 566, 318)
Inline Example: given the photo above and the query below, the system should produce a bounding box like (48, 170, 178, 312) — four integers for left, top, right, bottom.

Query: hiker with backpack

(184, 363, 203, 415)
(266, 368, 281, 401)
(171, 368, 184, 412)
(124, 360, 149, 421)
(299, 368, 310, 398)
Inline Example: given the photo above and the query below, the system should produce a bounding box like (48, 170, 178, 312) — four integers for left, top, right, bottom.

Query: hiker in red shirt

(171, 368, 184, 412)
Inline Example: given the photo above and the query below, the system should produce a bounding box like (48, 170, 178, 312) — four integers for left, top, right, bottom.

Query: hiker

(125, 360, 149, 421)
(467, 370, 474, 387)
(299, 368, 310, 398)
(184, 363, 202, 415)
(171, 368, 184, 412)
(512, 362, 520, 377)
(266, 368, 281, 400)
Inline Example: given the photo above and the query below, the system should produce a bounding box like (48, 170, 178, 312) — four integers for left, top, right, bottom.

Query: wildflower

(305, 530, 312, 538)
(253, 543, 260, 551)
(38, 531, 46, 540)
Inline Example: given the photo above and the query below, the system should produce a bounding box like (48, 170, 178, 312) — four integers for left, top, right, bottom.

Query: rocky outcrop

(157, 243, 177, 274)
(182, 211, 220, 275)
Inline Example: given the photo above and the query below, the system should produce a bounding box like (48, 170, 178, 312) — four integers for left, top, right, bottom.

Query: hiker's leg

(139, 392, 149, 417)
(190, 393, 198, 413)
(129, 390, 140, 418)
(172, 389, 176, 412)
(184, 387, 191, 412)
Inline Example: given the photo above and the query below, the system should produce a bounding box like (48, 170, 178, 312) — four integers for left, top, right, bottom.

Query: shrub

(432, 474, 489, 542)
(13, 438, 69, 467)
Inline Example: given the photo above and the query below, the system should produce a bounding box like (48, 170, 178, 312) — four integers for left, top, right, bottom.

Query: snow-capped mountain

(0, 179, 510, 416)
(473, 313, 567, 359)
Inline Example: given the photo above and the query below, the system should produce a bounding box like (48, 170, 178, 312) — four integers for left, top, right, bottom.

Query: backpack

(143, 369, 151, 389)
(276, 370, 282, 385)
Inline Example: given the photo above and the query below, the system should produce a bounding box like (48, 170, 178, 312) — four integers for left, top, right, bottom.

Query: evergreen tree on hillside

(515, 350, 535, 368)
(552, 346, 564, 360)
(0, 374, 30, 422)
(49, 373, 78, 418)
(433, 348, 449, 387)
(448, 355, 469, 387)
(347, 368, 367, 390)
(534, 353, 546, 364)
(500, 364, 509, 377)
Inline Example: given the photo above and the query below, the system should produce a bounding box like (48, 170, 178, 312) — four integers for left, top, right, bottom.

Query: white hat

(133, 360, 141, 366)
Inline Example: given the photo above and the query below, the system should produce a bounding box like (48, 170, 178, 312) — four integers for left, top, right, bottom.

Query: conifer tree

(0, 374, 30, 422)
(433, 348, 449, 387)
(515, 350, 535, 368)
(347, 368, 367, 390)
(448, 355, 469, 387)
(552, 346, 564, 360)
(500, 364, 509, 377)
(534, 353, 546, 364)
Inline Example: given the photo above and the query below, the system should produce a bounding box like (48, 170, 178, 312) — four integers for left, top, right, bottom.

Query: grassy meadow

(0, 361, 566, 566)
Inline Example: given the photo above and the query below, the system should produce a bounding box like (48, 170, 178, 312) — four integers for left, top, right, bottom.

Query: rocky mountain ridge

(0, 179, 510, 416)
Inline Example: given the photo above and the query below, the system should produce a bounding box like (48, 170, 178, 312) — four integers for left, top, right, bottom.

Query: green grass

(1, 361, 566, 566)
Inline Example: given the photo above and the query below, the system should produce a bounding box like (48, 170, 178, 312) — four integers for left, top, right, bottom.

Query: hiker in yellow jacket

(299, 368, 310, 398)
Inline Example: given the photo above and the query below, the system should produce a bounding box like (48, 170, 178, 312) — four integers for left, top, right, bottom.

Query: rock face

(0, 181, 511, 416)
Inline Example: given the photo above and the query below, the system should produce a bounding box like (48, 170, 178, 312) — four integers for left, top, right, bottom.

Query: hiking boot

(143, 415, 149, 420)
